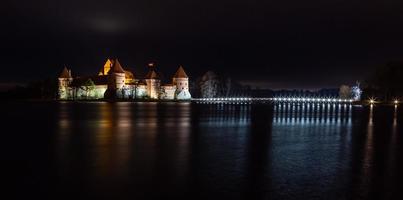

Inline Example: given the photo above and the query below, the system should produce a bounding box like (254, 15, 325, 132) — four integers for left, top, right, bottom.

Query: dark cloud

(1, 0, 403, 88)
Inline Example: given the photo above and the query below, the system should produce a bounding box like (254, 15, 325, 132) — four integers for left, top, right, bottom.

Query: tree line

(362, 62, 403, 101)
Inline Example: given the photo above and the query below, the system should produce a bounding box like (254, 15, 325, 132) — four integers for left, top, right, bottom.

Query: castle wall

(160, 85, 176, 100)
(58, 64, 192, 101)
(58, 87, 69, 100)
(73, 85, 107, 99)
(136, 85, 148, 99)
(94, 85, 107, 99)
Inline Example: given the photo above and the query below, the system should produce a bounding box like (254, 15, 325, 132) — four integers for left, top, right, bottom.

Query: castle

(58, 58, 191, 100)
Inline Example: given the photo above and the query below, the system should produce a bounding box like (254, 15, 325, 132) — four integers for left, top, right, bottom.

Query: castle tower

(58, 66, 73, 99)
(98, 58, 114, 76)
(107, 59, 126, 90)
(145, 69, 161, 99)
(173, 66, 191, 100)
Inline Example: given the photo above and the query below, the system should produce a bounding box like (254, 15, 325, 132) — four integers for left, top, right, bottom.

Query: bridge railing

(192, 97, 354, 104)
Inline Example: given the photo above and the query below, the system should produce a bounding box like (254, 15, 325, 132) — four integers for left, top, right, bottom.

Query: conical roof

(145, 70, 160, 79)
(173, 66, 188, 78)
(59, 66, 72, 78)
(109, 59, 125, 74)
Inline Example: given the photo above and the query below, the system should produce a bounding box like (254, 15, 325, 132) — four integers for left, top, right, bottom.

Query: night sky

(1, 0, 403, 89)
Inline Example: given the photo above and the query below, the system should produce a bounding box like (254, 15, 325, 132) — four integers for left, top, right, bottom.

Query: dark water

(2, 102, 403, 199)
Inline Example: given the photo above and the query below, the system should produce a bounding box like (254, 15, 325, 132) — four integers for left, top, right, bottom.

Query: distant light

(148, 63, 155, 67)
(369, 98, 375, 104)
(394, 99, 399, 104)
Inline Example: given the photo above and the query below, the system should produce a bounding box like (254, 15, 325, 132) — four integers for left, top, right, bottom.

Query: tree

(199, 71, 220, 98)
(225, 78, 232, 96)
(339, 85, 351, 99)
(365, 62, 403, 101)
(81, 79, 95, 98)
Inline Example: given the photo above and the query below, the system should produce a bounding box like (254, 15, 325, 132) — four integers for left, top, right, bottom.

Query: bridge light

(369, 98, 375, 104)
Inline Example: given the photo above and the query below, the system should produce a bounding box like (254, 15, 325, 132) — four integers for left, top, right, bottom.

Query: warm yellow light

(394, 100, 399, 104)
(100, 59, 113, 75)
(369, 99, 375, 104)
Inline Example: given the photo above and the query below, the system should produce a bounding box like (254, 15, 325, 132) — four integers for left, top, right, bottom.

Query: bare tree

(199, 71, 220, 98)
(339, 85, 351, 99)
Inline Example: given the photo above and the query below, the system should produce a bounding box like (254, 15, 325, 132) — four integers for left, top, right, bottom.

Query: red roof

(59, 66, 72, 78)
(109, 59, 125, 74)
(145, 70, 160, 79)
(173, 66, 188, 78)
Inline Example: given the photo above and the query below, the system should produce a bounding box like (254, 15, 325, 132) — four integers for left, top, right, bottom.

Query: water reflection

(55, 102, 193, 197)
(271, 103, 354, 199)
(357, 104, 374, 198)
(273, 103, 352, 126)
(198, 104, 251, 126)
(50, 102, 403, 199)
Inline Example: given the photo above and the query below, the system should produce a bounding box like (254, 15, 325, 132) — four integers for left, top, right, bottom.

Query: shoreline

(1, 98, 400, 106)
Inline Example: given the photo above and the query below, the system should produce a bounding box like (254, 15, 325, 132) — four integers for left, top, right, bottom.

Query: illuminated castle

(58, 58, 191, 100)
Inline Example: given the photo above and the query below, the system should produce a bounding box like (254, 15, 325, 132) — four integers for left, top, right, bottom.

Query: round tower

(107, 59, 126, 90)
(58, 66, 73, 99)
(173, 66, 191, 100)
(144, 69, 161, 99)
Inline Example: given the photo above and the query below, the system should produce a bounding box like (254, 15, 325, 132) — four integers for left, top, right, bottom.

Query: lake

(2, 101, 403, 199)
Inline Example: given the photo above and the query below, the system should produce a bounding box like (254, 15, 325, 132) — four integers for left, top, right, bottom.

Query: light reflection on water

(273, 103, 352, 125)
(39, 102, 403, 199)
